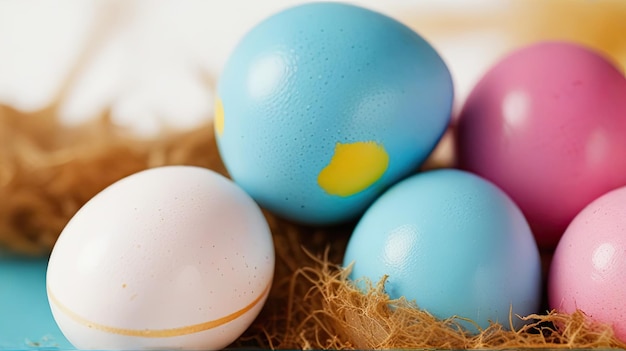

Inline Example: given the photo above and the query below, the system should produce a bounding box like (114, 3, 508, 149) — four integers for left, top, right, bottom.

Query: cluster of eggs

(46, 2, 626, 350)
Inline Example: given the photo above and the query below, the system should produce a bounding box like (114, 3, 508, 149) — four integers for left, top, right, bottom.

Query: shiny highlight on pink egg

(456, 41, 626, 249)
(549, 185, 626, 341)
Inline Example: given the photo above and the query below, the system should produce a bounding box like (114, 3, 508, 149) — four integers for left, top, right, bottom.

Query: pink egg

(455, 41, 626, 249)
(548, 186, 626, 341)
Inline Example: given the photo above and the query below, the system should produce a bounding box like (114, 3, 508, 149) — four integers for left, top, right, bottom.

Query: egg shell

(216, 2, 453, 225)
(46, 166, 275, 350)
(343, 169, 541, 331)
(549, 185, 626, 341)
(455, 41, 626, 249)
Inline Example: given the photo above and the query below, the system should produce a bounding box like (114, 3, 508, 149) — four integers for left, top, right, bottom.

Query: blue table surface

(0, 252, 72, 350)
(0, 254, 607, 351)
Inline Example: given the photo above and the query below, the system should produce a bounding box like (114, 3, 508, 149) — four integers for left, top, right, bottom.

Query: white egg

(46, 166, 275, 350)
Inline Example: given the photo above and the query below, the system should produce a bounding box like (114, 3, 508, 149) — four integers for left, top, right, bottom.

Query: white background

(0, 0, 616, 136)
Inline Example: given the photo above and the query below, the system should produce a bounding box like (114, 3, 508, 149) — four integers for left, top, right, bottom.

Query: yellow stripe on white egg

(47, 282, 271, 338)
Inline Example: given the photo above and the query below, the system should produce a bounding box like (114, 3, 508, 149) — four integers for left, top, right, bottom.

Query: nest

(2, 0, 626, 348)
(2, 102, 626, 349)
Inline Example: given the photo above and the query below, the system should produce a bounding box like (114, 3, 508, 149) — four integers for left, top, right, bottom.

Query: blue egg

(216, 2, 453, 225)
(342, 169, 541, 330)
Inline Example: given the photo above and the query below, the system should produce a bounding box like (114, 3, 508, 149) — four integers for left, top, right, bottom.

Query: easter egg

(549, 185, 626, 341)
(46, 166, 274, 350)
(216, 2, 453, 225)
(343, 169, 541, 330)
(455, 41, 626, 249)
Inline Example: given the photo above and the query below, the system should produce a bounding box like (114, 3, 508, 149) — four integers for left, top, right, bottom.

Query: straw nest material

(2, 103, 626, 349)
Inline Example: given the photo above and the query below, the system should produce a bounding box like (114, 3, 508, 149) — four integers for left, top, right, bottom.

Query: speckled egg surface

(343, 169, 542, 331)
(46, 166, 275, 350)
(456, 41, 626, 249)
(216, 2, 453, 225)
(549, 185, 626, 341)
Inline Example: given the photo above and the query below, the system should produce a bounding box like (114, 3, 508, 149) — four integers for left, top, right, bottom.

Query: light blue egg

(342, 169, 541, 331)
(216, 2, 453, 225)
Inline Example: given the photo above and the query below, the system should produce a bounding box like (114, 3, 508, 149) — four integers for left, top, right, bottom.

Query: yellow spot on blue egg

(318, 141, 389, 197)
(215, 97, 225, 137)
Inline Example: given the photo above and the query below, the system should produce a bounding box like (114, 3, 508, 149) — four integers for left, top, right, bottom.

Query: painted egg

(46, 166, 275, 350)
(549, 185, 626, 341)
(343, 169, 541, 330)
(455, 41, 626, 249)
(216, 2, 453, 225)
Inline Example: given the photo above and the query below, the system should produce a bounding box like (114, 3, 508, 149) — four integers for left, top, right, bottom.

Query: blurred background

(1, 0, 624, 136)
